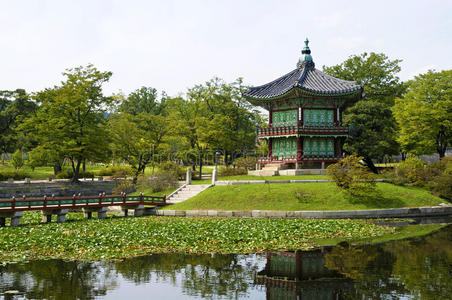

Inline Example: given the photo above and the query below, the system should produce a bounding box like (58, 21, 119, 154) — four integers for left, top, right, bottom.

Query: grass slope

(166, 182, 443, 211)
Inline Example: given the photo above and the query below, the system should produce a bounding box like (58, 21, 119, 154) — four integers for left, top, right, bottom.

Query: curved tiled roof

(244, 61, 362, 100)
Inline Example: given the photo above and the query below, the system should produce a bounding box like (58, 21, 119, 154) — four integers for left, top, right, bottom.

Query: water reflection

(255, 224, 452, 300)
(0, 225, 451, 299)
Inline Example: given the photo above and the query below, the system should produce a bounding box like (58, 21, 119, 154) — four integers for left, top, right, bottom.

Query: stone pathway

(166, 184, 212, 204)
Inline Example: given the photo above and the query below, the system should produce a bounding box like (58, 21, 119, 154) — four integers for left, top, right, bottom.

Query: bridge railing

(0, 193, 167, 212)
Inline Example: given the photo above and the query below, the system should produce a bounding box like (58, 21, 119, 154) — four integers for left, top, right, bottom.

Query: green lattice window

(303, 138, 334, 156)
(272, 137, 297, 158)
(303, 109, 334, 127)
(272, 110, 297, 126)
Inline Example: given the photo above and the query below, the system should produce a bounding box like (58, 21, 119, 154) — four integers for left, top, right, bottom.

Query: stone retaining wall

(0, 181, 116, 198)
(150, 205, 452, 219)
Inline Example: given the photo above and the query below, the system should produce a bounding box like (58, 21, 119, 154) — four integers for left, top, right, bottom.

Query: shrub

(326, 154, 376, 198)
(11, 150, 24, 169)
(96, 165, 134, 177)
(137, 169, 179, 194)
(158, 161, 185, 180)
(113, 180, 136, 194)
(394, 156, 426, 186)
(233, 157, 257, 170)
(218, 167, 247, 176)
(56, 169, 94, 179)
(0, 169, 30, 181)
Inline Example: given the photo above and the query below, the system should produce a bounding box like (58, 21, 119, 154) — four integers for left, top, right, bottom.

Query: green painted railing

(0, 193, 167, 212)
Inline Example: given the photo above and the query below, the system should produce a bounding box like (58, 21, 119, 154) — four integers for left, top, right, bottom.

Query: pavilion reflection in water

(255, 248, 353, 300)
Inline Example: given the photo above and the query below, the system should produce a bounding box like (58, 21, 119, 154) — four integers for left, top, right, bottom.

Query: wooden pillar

(334, 106, 338, 126)
(296, 136, 303, 169)
(334, 138, 339, 157)
(337, 107, 341, 125)
(268, 139, 273, 160)
(269, 105, 273, 127)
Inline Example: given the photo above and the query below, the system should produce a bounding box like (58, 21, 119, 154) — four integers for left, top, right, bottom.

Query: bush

(113, 180, 136, 194)
(393, 156, 426, 186)
(137, 170, 179, 194)
(0, 169, 30, 181)
(96, 165, 134, 177)
(11, 150, 24, 169)
(158, 161, 185, 180)
(56, 169, 94, 179)
(326, 154, 376, 198)
(218, 167, 247, 176)
(233, 157, 257, 170)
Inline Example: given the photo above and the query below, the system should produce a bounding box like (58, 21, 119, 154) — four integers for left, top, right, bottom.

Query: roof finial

(298, 37, 313, 66)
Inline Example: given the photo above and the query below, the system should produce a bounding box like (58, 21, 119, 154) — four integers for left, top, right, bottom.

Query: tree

(109, 113, 168, 183)
(323, 53, 404, 173)
(343, 101, 399, 173)
(393, 70, 452, 158)
(110, 86, 169, 183)
(323, 52, 405, 105)
(118, 86, 167, 116)
(30, 65, 114, 182)
(0, 89, 36, 161)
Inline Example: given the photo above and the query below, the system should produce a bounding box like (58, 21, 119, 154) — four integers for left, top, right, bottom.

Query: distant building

(244, 39, 363, 171)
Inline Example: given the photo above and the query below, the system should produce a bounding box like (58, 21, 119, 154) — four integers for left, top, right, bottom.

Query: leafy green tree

(393, 69, 452, 158)
(11, 149, 24, 169)
(119, 86, 167, 116)
(323, 52, 405, 105)
(29, 65, 114, 182)
(109, 112, 168, 183)
(0, 89, 36, 161)
(343, 101, 399, 173)
(323, 53, 404, 173)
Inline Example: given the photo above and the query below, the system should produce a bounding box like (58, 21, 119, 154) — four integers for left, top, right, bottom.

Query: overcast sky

(1, 0, 451, 97)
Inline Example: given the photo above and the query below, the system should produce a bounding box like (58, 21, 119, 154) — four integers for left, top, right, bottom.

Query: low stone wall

(0, 181, 116, 198)
(151, 205, 452, 219)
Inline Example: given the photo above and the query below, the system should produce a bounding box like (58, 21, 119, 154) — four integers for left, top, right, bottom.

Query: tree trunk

(82, 159, 86, 172)
(199, 160, 203, 180)
(53, 164, 62, 175)
(438, 145, 446, 158)
(363, 156, 378, 174)
(71, 159, 81, 183)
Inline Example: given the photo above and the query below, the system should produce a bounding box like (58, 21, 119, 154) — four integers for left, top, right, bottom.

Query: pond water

(0, 224, 451, 300)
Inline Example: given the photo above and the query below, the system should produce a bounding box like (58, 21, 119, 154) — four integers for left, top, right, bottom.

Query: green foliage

(388, 156, 452, 201)
(323, 53, 404, 173)
(11, 149, 24, 169)
(55, 169, 94, 179)
(218, 166, 247, 176)
(343, 101, 399, 172)
(326, 154, 376, 198)
(0, 89, 36, 155)
(109, 110, 168, 183)
(322, 52, 405, 105)
(119, 86, 167, 116)
(95, 165, 134, 177)
(0, 169, 30, 181)
(137, 168, 179, 194)
(112, 180, 135, 194)
(233, 157, 257, 170)
(158, 161, 185, 179)
(29, 65, 114, 182)
(393, 156, 426, 186)
(393, 69, 452, 157)
(0, 214, 393, 262)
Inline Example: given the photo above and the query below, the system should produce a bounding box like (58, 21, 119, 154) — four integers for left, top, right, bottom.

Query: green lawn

(0, 164, 110, 180)
(166, 182, 443, 211)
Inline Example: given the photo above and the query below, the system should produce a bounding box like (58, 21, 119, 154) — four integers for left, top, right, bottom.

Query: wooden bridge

(0, 193, 168, 227)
